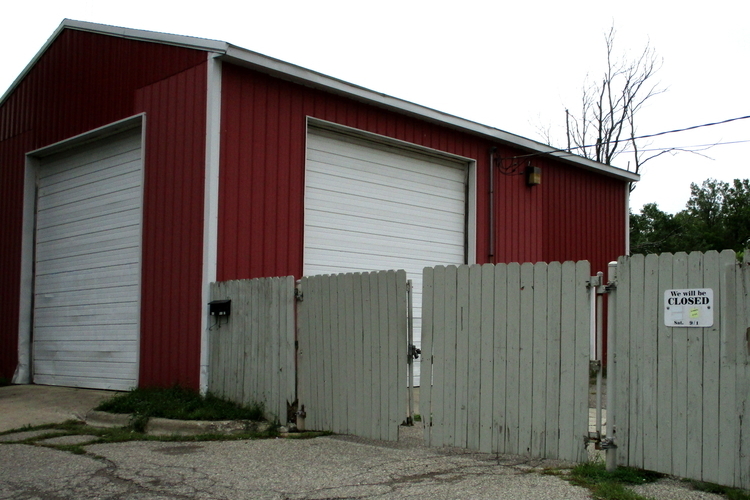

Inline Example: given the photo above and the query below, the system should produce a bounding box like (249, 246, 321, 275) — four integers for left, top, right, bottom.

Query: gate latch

(408, 344, 421, 360)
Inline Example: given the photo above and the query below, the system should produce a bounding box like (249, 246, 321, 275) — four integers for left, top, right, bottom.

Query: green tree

(630, 179, 750, 255)
(629, 203, 683, 254)
(682, 179, 750, 252)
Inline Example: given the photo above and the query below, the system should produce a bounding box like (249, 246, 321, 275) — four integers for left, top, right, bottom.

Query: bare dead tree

(566, 27, 665, 183)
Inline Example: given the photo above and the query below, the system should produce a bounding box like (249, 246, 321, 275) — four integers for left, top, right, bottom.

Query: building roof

(2, 19, 639, 182)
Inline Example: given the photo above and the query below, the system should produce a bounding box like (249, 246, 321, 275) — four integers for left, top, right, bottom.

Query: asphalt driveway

(0, 385, 727, 500)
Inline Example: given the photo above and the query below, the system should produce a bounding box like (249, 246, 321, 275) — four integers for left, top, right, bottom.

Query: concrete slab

(38, 434, 99, 446)
(0, 385, 114, 432)
(0, 429, 65, 443)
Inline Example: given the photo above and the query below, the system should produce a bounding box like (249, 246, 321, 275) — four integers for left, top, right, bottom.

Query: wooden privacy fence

(208, 277, 296, 423)
(421, 261, 591, 462)
(611, 250, 750, 489)
(297, 270, 408, 441)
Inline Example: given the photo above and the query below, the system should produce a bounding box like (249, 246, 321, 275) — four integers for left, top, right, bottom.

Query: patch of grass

(567, 461, 662, 500)
(689, 480, 750, 500)
(413, 414, 422, 422)
(95, 386, 265, 423)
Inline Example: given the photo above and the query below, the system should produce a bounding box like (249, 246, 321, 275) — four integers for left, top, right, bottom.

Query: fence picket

(686, 252, 705, 480)
(531, 263, 548, 458)
(421, 267, 434, 445)
(518, 263, 535, 456)
(478, 264, 495, 453)
(739, 256, 750, 490)
(655, 253, 673, 472)
(443, 265, 458, 446)
(573, 261, 591, 463)
(544, 262, 562, 459)
(455, 265, 470, 448)
(700, 251, 721, 483)
(492, 264, 508, 455)
(557, 261, 577, 460)
(642, 254, 659, 472)
(614, 257, 630, 465)
(504, 263, 522, 455)
(628, 254, 645, 465)
(467, 266, 482, 451)
(352, 273, 365, 438)
(430, 266, 446, 447)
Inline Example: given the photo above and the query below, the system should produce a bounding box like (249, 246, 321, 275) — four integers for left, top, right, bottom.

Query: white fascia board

(222, 45, 640, 183)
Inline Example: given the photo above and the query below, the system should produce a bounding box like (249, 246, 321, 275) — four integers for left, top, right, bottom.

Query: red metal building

(0, 20, 637, 391)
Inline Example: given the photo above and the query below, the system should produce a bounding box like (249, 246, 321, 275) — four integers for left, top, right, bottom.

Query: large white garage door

(305, 127, 470, 384)
(32, 126, 143, 390)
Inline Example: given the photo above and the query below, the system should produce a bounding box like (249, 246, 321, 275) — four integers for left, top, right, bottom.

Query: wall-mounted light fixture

(526, 165, 542, 186)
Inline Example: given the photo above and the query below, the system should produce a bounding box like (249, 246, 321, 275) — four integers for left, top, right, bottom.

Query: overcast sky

(2, 0, 748, 214)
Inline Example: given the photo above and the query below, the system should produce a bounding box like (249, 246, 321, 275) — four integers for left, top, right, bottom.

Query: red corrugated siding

(134, 63, 207, 389)
(0, 29, 208, 387)
(218, 65, 628, 283)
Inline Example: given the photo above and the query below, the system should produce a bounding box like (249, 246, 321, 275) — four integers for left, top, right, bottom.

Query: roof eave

(220, 45, 639, 182)
(2, 20, 639, 183)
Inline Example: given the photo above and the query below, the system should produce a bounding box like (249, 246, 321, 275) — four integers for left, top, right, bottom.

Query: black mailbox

(208, 299, 231, 317)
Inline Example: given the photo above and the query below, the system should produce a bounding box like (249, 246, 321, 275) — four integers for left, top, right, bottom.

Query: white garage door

(32, 126, 143, 390)
(305, 127, 470, 385)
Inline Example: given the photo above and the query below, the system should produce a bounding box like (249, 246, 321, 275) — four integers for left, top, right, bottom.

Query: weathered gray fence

(297, 270, 408, 441)
(208, 277, 296, 423)
(611, 250, 750, 489)
(421, 262, 591, 462)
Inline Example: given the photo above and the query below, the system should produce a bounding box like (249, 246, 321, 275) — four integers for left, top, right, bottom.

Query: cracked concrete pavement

(0, 425, 593, 500)
(0, 385, 732, 499)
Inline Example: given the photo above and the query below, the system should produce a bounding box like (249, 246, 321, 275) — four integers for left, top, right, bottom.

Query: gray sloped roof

(2, 19, 638, 182)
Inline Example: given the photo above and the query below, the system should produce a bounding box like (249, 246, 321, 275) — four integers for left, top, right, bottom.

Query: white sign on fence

(663, 288, 714, 327)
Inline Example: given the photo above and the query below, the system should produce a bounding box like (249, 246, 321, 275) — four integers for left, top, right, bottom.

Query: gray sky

(2, 0, 748, 214)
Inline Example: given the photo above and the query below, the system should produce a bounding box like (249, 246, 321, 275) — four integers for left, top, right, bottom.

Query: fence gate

(297, 270, 408, 441)
(208, 277, 296, 423)
(421, 262, 592, 462)
(610, 250, 750, 489)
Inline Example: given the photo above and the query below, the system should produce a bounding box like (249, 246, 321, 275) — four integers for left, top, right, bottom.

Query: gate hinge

(600, 437, 617, 450)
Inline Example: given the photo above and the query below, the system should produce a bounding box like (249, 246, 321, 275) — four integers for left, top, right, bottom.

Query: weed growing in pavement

(564, 460, 662, 500)
(0, 418, 281, 456)
(688, 480, 750, 500)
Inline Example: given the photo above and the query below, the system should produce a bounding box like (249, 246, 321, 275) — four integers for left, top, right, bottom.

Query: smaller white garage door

(32, 126, 143, 390)
(305, 126, 472, 385)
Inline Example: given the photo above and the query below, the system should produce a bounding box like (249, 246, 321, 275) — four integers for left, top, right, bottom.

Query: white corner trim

(13, 157, 38, 384)
(625, 184, 632, 255)
(467, 159, 478, 265)
(199, 54, 222, 394)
